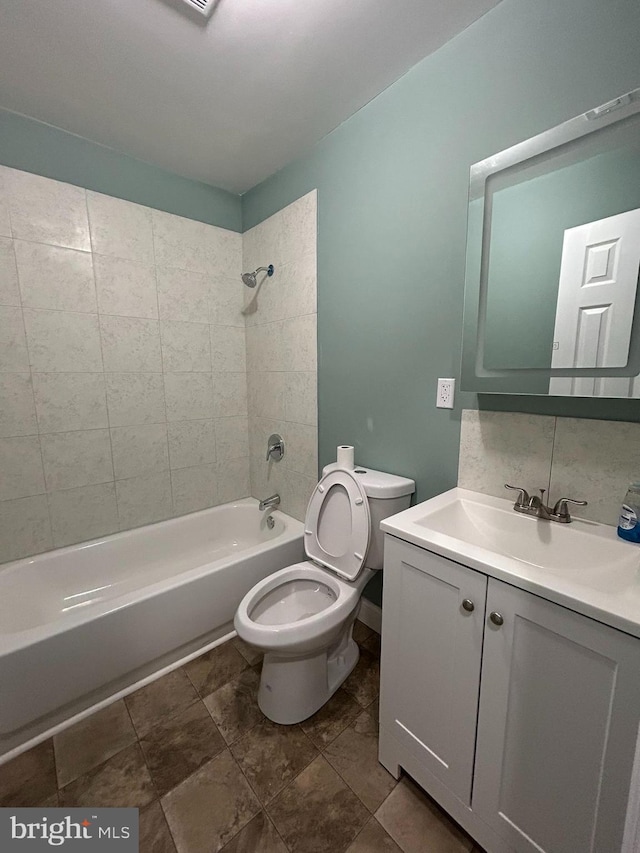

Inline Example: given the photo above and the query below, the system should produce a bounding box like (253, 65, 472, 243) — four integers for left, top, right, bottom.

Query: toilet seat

(234, 562, 361, 652)
(304, 467, 371, 581)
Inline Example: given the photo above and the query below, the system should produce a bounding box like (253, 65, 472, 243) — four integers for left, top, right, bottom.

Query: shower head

(241, 264, 274, 288)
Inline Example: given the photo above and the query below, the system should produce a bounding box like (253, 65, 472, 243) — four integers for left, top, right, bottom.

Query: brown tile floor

(0, 622, 485, 853)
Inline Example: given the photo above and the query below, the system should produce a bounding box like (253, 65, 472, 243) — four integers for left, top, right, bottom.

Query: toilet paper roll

(337, 445, 355, 469)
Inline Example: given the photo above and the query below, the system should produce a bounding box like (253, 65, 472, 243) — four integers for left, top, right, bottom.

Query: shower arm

(241, 265, 274, 315)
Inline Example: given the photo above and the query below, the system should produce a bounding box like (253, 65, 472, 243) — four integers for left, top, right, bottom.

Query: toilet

(234, 463, 415, 724)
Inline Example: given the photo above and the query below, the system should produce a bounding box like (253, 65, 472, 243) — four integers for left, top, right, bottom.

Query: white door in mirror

(550, 208, 640, 397)
(437, 378, 455, 408)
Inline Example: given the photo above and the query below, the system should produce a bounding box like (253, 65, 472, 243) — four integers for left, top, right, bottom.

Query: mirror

(461, 89, 640, 397)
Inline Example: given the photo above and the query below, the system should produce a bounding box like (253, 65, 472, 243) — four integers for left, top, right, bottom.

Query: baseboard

(358, 598, 382, 634)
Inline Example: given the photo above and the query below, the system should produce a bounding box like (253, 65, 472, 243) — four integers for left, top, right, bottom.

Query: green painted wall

(0, 110, 242, 231)
(242, 0, 640, 605)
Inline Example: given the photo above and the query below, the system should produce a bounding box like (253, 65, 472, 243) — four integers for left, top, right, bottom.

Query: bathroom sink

(380, 487, 640, 596)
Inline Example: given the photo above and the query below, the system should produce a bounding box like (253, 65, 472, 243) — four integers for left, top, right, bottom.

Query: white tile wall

(0, 166, 248, 563)
(0, 171, 317, 560)
(244, 190, 318, 521)
(458, 409, 640, 526)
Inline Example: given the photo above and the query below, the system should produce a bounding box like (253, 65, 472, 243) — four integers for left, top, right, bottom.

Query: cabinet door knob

(489, 611, 504, 626)
(461, 599, 475, 613)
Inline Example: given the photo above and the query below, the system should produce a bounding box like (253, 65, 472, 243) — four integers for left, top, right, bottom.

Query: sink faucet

(504, 485, 587, 523)
(258, 493, 280, 512)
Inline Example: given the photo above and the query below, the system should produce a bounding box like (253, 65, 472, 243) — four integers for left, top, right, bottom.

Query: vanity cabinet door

(473, 577, 640, 853)
(379, 536, 487, 805)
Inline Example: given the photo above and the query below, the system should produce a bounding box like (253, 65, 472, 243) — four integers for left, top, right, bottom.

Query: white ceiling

(0, 0, 501, 194)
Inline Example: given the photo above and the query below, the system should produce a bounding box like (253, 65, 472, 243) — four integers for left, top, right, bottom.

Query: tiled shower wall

(244, 191, 318, 521)
(0, 165, 250, 563)
(458, 409, 640, 526)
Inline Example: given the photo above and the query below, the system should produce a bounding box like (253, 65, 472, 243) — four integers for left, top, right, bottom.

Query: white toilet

(234, 463, 415, 724)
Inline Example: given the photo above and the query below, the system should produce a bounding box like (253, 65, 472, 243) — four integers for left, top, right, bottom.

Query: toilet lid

(304, 468, 371, 581)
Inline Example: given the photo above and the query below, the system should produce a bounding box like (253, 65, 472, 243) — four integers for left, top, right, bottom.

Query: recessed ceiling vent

(179, 0, 216, 18)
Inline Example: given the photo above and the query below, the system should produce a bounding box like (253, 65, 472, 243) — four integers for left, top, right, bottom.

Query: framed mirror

(461, 88, 640, 397)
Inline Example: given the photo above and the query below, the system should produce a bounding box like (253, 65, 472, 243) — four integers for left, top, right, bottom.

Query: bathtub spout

(259, 494, 281, 512)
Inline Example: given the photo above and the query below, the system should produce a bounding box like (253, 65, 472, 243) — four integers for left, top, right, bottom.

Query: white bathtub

(0, 498, 304, 762)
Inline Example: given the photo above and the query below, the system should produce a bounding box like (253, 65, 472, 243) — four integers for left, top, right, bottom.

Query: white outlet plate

(437, 378, 455, 409)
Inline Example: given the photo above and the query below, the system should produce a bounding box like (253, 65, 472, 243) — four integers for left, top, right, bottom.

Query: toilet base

(257, 633, 360, 725)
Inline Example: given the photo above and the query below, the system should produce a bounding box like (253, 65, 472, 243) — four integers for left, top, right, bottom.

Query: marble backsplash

(458, 409, 640, 527)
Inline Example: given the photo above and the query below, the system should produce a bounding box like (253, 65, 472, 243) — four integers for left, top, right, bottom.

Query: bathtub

(0, 498, 304, 762)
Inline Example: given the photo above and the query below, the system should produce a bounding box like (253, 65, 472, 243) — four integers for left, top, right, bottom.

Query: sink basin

(381, 488, 640, 595)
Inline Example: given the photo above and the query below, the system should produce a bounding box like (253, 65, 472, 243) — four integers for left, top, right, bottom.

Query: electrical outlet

(437, 378, 455, 409)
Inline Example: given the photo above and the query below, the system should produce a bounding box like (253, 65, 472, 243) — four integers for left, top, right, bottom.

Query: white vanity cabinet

(379, 535, 640, 853)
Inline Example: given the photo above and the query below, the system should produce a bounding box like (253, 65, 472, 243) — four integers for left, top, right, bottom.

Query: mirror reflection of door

(549, 208, 640, 396)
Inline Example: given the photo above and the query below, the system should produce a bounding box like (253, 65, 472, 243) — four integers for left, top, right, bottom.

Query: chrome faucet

(258, 493, 280, 512)
(504, 484, 587, 523)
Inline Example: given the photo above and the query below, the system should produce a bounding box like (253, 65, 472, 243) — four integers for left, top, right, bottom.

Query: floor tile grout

(7, 622, 397, 853)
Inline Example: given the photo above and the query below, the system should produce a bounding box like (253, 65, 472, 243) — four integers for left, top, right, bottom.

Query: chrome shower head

(241, 264, 274, 288)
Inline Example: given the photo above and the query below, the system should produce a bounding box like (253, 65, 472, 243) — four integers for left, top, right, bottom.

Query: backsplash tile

(550, 418, 640, 527)
(459, 409, 640, 526)
(458, 410, 555, 500)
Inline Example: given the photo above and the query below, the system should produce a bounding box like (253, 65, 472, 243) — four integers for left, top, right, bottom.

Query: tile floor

(0, 621, 484, 853)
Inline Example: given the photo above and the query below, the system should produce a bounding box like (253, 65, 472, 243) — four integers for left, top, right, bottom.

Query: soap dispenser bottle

(617, 483, 640, 542)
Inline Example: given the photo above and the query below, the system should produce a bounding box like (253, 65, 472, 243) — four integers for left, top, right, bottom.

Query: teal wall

(0, 110, 242, 231)
(242, 0, 640, 605)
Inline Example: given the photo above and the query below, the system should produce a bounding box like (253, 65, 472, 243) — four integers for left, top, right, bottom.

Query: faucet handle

(551, 497, 588, 522)
(504, 484, 530, 508)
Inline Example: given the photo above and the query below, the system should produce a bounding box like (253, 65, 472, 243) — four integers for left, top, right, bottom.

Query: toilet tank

(322, 464, 415, 571)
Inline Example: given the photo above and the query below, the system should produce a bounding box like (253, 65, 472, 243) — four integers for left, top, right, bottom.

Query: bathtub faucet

(259, 494, 281, 512)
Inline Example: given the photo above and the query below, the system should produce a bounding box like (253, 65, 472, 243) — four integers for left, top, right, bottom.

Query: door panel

(473, 578, 640, 852)
(552, 208, 640, 370)
(379, 537, 487, 805)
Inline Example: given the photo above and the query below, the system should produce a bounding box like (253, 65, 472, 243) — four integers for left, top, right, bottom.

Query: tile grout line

(13, 628, 381, 848)
(8, 192, 57, 553)
(84, 191, 120, 536)
(149, 211, 174, 521)
(548, 415, 558, 497)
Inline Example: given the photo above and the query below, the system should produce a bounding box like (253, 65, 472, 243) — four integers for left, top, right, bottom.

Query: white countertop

(381, 487, 640, 639)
